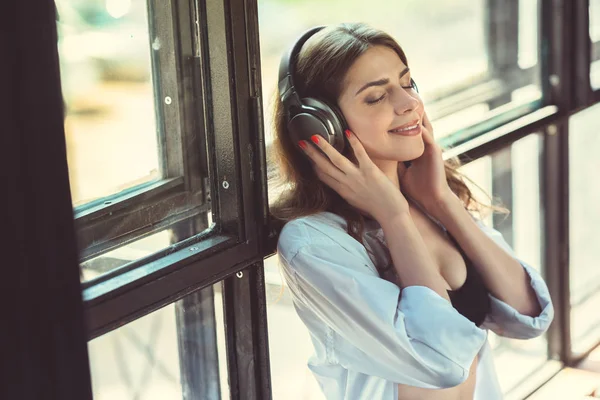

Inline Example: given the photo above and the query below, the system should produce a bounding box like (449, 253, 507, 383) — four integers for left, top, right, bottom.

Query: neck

(371, 159, 401, 190)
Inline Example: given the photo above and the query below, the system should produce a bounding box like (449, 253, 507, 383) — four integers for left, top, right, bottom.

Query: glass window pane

(459, 134, 549, 396)
(56, 0, 159, 206)
(592, 0, 600, 43)
(58, 1, 213, 280)
(88, 283, 229, 399)
(591, 0, 600, 90)
(80, 227, 171, 282)
(518, 0, 539, 69)
(79, 210, 213, 283)
(569, 103, 600, 354)
(258, 0, 541, 144)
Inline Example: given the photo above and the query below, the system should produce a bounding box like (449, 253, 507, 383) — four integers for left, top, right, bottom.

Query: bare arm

(432, 194, 541, 317)
(298, 130, 451, 303)
(379, 213, 452, 302)
(394, 112, 541, 318)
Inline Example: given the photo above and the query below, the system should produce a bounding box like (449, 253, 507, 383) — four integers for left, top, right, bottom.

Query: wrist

(377, 211, 413, 231)
(424, 189, 462, 219)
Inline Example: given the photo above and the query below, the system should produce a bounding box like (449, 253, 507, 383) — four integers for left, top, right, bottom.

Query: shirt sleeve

(476, 221, 554, 339)
(279, 231, 487, 389)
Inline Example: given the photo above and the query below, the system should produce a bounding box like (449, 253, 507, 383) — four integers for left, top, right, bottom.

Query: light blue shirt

(277, 211, 554, 400)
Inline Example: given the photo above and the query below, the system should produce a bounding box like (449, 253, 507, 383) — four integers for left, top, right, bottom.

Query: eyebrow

(354, 67, 410, 96)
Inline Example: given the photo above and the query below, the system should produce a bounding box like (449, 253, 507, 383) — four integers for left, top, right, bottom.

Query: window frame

(592, 39, 600, 102)
(79, 0, 273, 396)
(422, 0, 540, 146)
(71, 0, 212, 262)
(591, 0, 600, 99)
(81, 0, 269, 334)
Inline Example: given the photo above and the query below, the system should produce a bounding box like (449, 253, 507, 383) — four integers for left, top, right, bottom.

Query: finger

(420, 129, 443, 160)
(298, 139, 346, 181)
(423, 111, 431, 129)
(314, 168, 344, 194)
(421, 126, 435, 147)
(418, 112, 437, 146)
(344, 129, 372, 167)
(309, 134, 356, 174)
(421, 112, 435, 140)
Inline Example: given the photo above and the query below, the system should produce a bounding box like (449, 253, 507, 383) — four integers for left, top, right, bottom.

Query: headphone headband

(278, 26, 325, 109)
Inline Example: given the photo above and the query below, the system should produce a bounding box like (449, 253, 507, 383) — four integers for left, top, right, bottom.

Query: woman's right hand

(299, 130, 410, 223)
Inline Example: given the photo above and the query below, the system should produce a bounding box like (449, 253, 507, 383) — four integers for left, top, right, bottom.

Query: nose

(392, 88, 420, 115)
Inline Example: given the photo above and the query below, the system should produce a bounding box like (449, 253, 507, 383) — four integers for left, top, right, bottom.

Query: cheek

(344, 106, 393, 138)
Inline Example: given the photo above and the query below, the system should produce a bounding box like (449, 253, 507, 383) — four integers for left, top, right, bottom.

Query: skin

(297, 44, 542, 398)
(304, 44, 541, 315)
(337, 45, 425, 193)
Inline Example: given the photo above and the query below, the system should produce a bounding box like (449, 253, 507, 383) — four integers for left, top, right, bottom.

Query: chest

(408, 204, 468, 291)
(364, 205, 467, 291)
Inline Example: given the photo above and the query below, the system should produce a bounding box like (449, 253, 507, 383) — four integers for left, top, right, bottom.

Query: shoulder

(277, 211, 362, 262)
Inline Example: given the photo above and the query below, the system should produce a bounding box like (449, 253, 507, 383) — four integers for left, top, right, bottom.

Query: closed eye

(366, 94, 386, 105)
(365, 78, 416, 105)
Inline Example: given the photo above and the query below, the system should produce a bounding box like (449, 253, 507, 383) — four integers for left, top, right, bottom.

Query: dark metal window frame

(73, 0, 211, 261)
(427, 0, 540, 146)
(81, 0, 274, 398)
(592, 29, 600, 102)
(82, 0, 269, 330)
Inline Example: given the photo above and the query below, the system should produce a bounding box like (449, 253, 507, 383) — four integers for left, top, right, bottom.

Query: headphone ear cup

(328, 103, 348, 133)
(287, 110, 330, 146)
(301, 98, 346, 152)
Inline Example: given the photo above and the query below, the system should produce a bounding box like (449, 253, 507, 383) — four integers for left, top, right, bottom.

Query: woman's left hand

(397, 112, 454, 214)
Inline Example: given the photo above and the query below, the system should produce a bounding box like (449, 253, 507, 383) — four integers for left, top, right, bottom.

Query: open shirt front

(277, 212, 554, 400)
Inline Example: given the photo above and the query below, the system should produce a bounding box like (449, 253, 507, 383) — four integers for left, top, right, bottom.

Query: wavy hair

(269, 23, 504, 243)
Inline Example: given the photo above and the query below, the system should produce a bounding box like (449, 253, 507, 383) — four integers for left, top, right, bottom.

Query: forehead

(342, 45, 407, 92)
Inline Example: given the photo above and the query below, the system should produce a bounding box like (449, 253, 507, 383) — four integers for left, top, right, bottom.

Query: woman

(270, 23, 554, 400)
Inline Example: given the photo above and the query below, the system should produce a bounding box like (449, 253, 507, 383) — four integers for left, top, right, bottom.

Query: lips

(388, 120, 422, 136)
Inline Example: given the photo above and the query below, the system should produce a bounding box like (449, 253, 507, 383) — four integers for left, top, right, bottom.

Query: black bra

(445, 233, 491, 326)
(364, 197, 492, 326)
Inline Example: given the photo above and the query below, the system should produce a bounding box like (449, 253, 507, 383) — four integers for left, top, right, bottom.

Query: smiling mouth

(388, 124, 419, 133)
(388, 120, 421, 134)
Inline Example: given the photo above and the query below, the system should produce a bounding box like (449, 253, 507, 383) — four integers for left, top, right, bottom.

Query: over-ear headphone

(278, 26, 349, 152)
(278, 26, 419, 154)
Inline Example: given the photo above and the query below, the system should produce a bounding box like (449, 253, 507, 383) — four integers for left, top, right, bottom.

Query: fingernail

(311, 135, 320, 144)
(298, 140, 307, 150)
(345, 129, 351, 138)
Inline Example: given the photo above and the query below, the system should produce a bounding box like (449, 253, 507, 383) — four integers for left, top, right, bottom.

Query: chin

(404, 142, 425, 161)
(393, 139, 425, 162)
(365, 138, 425, 162)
